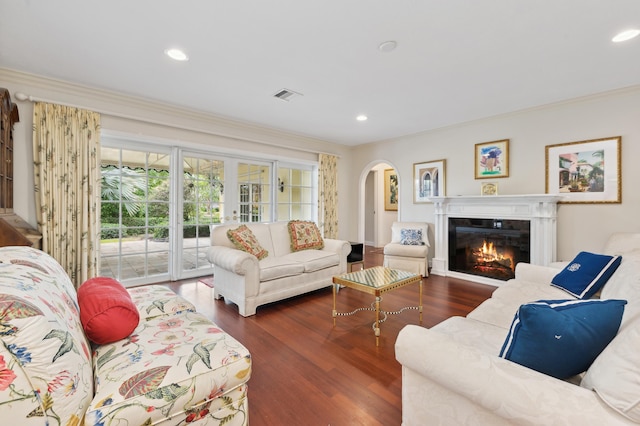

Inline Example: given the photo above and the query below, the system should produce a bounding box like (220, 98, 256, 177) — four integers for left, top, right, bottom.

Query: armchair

(383, 221, 430, 277)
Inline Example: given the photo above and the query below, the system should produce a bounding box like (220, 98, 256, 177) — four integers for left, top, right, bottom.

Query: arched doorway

(358, 161, 400, 248)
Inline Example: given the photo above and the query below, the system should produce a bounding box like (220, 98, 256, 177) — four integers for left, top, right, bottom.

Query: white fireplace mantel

(430, 194, 562, 286)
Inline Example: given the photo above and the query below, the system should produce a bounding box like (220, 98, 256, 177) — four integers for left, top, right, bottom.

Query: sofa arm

(395, 325, 623, 424)
(207, 245, 259, 275)
(514, 262, 562, 284)
(323, 238, 351, 256)
(322, 239, 352, 271)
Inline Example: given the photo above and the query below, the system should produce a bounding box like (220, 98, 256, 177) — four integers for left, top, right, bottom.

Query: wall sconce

(278, 178, 285, 193)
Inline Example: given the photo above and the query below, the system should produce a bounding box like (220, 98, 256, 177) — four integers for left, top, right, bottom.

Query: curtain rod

(13, 92, 341, 158)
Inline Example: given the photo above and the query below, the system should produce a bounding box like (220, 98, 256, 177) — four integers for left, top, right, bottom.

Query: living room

(2, 2, 640, 425)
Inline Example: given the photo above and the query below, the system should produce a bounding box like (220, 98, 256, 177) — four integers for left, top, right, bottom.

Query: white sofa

(396, 233, 640, 425)
(383, 221, 430, 277)
(207, 222, 351, 316)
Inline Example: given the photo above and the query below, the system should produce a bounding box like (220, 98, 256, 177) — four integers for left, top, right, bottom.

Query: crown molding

(0, 67, 345, 157)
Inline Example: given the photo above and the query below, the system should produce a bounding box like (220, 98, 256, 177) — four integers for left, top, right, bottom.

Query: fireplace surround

(430, 195, 561, 286)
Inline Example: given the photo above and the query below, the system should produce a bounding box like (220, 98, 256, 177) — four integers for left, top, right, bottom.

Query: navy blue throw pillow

(499, 299, 626, 379)
(551, 251, 622, 299)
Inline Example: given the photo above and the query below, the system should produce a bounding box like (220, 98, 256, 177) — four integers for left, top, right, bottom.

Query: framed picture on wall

(413, 159, 446, 203)
(545, 136, 621, 204)
(475, 139, 509, 179)
(384, 168, 398, 211)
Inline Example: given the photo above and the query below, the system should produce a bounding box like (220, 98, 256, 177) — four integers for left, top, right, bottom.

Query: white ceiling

(1, 0, 639, 146)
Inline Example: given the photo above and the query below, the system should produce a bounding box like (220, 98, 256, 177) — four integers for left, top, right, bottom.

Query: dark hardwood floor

(164, 247, 496, 426)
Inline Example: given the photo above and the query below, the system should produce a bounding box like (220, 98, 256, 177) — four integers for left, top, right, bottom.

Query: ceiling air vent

(273, 88, 302, 102)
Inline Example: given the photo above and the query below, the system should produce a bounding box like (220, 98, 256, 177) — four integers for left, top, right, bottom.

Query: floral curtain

(318, 153, 338, 239)
(33, 102, 101, 287)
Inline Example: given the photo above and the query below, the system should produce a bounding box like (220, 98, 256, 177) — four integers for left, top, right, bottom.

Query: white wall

(0, 69, 353, 239)
(348, 86, 640, 261)
(4, 68, 640, 262)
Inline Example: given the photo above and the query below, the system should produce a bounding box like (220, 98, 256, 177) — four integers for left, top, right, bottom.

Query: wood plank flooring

(164, 247, 496, 426)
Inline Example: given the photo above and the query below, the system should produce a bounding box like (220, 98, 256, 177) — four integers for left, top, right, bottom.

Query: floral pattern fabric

(0, 246, 93, 425)
(288, 220, 325, 251)
(0, 247, 251, 426)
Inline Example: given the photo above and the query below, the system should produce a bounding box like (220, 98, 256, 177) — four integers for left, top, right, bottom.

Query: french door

(100, 140, 276, 285)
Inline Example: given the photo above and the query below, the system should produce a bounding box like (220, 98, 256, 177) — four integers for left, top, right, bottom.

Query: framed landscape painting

(384, 168, 398, 211)
(545, 136, 621, 204)
(475, 139, 509, 179)
(413, 159, 446, 203)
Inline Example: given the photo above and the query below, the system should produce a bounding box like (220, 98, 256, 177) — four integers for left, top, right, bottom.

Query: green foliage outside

(100, 166, 222, 241)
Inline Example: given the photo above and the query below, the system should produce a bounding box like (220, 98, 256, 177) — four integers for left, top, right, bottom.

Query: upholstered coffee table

(332, 266, 422, 346)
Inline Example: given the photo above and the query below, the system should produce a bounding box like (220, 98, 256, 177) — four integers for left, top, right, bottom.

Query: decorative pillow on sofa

(499, 299, 626, 379)
(227, 224, 269, 260)
(78, 277, 140, 344)
(288, 220, 324, 251)
(551, 251, 622, 299)
(400, 228, 424, 245)
(580, 315, 640, 422)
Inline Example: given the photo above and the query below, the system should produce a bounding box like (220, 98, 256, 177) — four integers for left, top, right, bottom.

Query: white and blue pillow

(499, 299, 626, 379)
(400, 228, 423, 245)
(551, 251, 622, 299)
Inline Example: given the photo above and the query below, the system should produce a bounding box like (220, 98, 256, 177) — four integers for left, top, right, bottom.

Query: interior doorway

(361, 162, 399, 249)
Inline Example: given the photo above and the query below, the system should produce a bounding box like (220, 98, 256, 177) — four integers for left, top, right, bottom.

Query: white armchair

(383, 221, 430, 277)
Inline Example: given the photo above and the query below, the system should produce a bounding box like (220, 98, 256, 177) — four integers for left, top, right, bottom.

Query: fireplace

(448, 218, 530, 281)
(429, 195, 561, 286)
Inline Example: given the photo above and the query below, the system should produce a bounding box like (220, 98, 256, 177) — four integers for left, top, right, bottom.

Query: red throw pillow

(78, 277, 140, 344)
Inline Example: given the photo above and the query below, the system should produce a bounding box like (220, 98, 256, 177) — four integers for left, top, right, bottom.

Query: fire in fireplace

(448, 218, 530, 281)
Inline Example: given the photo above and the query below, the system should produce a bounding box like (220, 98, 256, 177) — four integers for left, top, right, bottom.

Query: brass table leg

(332, 283, 337, 327)
(419, 280, 423, 325)
(375, 294, 381, 346)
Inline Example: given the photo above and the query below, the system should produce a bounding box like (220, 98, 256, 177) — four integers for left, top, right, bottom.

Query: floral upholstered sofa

(0, 246, 251, 425)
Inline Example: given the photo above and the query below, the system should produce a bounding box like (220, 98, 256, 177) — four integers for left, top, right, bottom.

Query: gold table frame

(332, 266, 422, 346)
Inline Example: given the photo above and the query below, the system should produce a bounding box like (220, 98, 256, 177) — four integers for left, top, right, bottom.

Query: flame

(473, 240, 514, 271)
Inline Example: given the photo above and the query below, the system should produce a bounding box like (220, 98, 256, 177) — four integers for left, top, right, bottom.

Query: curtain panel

(33, 102, 101, 287)
(318, 153, 338, 239)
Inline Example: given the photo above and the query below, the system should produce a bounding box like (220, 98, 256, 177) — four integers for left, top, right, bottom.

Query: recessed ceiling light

(165, 48, 189, 61)
(378, 40, 397, 53)
(356, 115, 368, 121)
(612, 29, 640, 43)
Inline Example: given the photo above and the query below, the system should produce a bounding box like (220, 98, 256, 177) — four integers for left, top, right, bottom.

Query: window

(276, 165, 316, 221)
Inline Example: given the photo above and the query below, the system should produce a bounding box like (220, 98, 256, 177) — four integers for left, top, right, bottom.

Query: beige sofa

(207, 222, 351, 316)
(395, 233, 640, 425)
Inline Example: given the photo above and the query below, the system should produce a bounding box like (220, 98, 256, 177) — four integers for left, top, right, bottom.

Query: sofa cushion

(284, 250, 340, 272)
(499, 299, 626, 379)
(87, 310, 251, 425)
(259, 257, 306, 281)
(288, 220, 324, 251)
(78, 277, 140, 344)
(581, 315, 640, 422)
(467, 279, 573, 329)
(128, 285, 196, 321)
(383, 242, 428, 257)
(600, 249, 640, 329)
(551, 251, 622, 299)
(227, 224, 269, 260)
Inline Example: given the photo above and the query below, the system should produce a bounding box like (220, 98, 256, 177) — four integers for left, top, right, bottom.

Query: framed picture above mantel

(413, 159, 446, 203)
(545, 136, 621, 204)
(475, 139, 509, 179)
